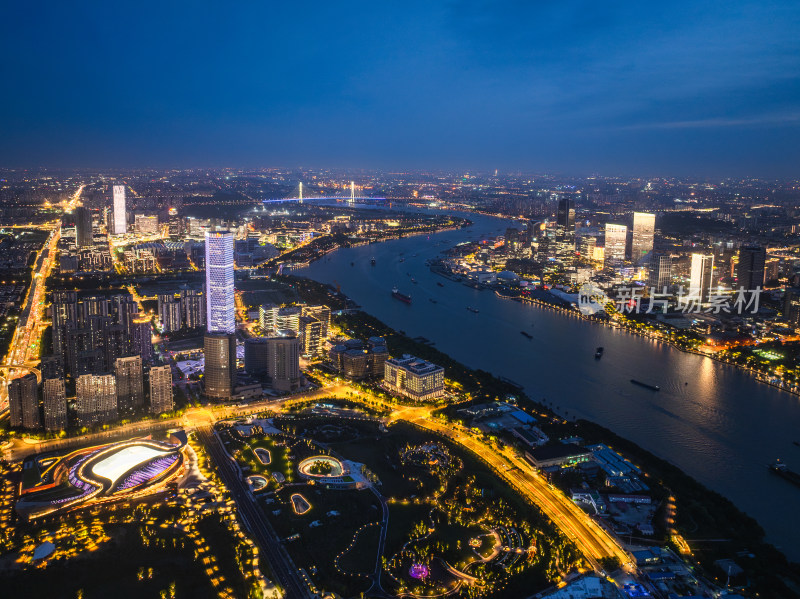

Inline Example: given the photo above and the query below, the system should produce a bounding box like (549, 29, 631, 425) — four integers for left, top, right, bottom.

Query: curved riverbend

(302, 210, 800, 560)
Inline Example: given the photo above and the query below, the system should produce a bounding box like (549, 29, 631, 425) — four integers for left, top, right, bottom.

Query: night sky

(2, 1, 799, 176)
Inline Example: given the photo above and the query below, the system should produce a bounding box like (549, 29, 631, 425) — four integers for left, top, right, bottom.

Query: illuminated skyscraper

(115, 355, 144, 416)
(647, 253, 673, 290)
(631, 212, 656, 262)
(205, 231, 235, 334)
(75, 206, 93, 248)
(736, 245, 766, 290)
(204, 332, 237, 399)
(556, 198, 575, 241)
(690, 254, 714, 303)
(149, 365, 173, 414)
(266, 333, 301, 393)
(604, 223, 628, 266)
(112, 184, 127, 235)
(43, 378, 67, 432)
(76, 373, 117, 426)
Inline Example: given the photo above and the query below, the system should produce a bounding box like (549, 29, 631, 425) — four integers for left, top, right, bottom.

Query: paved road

(196, 426, 313, 599)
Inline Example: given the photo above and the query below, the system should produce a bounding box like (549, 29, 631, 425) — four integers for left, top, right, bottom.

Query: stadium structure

(16, 431, 188, 520)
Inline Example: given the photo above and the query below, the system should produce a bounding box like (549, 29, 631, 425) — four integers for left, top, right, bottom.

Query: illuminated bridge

(261, 181, 385, 205)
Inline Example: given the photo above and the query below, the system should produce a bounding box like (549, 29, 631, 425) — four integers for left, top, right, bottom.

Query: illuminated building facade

(631, 212, 655, 262)
(112, 184, 127, 235)
(149, 365, 173, 414)
(205, 230, 235, 334)
(204, 332, 237, 399)
(383, 354, 445, 401)
(76, 373, 117, 426)
(9, 374, 40, 429)
(604, 223, 627, 266)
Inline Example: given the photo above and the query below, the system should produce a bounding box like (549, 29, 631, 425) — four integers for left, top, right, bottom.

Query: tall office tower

(784, 288, 800, 327)
(43, 378, 67, 431)
(131, 316, 154, 362)
(158, 294, 183, 332)
(112, 184, 127, 235)
(244, 337, 270, 375)
(180, 288, 205, 329)
(302, 305, 331, 339)
(75, 206, 93, 248)
(76, 373, 117, 426)
(266, 333, 301, 393)
(736, 245, 766, 290)
(149, 365, 173, 414)
(52, 290, 78, 356)
(299, 315, 324, 358)
(631, 212, 656, 262)
(8, 374, 40, 429)
(690, 254, 714, 303)
(205, 231, 235, 334)
(604, 223, 628, 265)
(647, 253, 673, 290)
(204, 332, 237, 399)
(115, 355, 144, 416)
(556, 198, 575, 241)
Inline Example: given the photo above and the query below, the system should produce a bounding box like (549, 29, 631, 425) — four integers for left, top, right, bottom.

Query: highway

(196, 426, 312, 599)
(405, 412, 632, 569)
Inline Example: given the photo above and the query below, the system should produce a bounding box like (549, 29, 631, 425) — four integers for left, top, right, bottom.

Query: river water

(301, 210, 800, 560)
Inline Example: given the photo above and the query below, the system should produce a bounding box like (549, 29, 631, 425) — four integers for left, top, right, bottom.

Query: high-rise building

(8, 374, 40, 429)
(115, 355, 144, 416)
(112, 184, 127, 235)
(158, 294, 183, 332)
(131, 316, 154, 363)
(75, 206, 93, 248)
(259, 303, 280, 333)
(556, 198, 575, 241)
(604, 224, 628, 265)
(276, 306, 302, 333)
(204, 332, 237, 399)
(690, 254, 714, 303)
(736, 245, 766, 291)
(244, 337, 269, 375)
(43, 377, 67, 431)
(302, 305, 331, 339)
(383, 354, 445, 402)
(149, 365, 173, 414)
(784, 288, 800, 327)
(299, 315, 324, 358)
(647, 253, 673, 290)
(631, 212, 656, 262)
(52, 290, 78, 357)
(180, 288, 205, 329)
(76, 373, 117, 426)
(205, 231, 235, 334)
(266, 333, 301, 393)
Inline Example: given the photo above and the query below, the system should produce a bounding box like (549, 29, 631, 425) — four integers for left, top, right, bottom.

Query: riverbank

(490, 287, 800, 399)
(287, 273, 800, 597)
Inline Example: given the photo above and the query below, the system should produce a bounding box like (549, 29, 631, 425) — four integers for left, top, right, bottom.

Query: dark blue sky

(2, 1, 799, 176)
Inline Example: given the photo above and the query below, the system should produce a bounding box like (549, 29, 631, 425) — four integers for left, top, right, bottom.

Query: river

(301, 209, 800, 560)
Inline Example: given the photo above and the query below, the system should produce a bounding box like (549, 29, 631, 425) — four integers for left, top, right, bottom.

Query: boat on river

(630, 379, 660, 391)
(392, 287, 412, 303)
